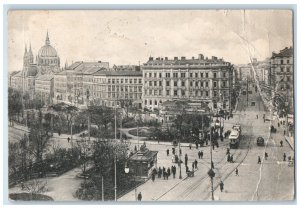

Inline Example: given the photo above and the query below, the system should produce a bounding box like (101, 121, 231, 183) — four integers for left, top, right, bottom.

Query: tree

(28, 115, 51, 164)
(8, 88, 23, 125)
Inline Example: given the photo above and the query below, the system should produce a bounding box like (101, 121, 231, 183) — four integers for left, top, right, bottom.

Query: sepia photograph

(6, 9, 295, 202)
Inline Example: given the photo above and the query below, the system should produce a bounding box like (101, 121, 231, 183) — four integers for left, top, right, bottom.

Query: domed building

(10, 31, 62, 105)
(36, 31, 60, 68)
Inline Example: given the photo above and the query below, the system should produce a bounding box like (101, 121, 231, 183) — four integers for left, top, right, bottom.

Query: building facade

(35, 74, 54, 105)
(270, 47, 293, 114)
(142, 55, 234, 113)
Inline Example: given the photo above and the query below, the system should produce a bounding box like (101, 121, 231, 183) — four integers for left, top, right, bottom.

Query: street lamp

(208, 114, 215, 201)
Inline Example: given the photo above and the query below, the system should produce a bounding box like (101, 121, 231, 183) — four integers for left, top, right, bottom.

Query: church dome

(38, 45, 58, 57)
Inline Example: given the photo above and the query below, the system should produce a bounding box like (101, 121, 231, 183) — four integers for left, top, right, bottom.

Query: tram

(229, 129, 241, 149)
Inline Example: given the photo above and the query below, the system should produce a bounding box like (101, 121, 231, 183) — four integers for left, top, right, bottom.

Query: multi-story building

(270, 47, 293, 114)
(142, 54, 234, 113)
(35, 74, 54, 105)
(53, 71, 67, 103)
(92, 70, 143, 108)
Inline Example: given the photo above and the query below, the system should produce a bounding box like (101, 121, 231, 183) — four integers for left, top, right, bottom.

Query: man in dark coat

(280, 140, 283, 147)
(137, 192, 142, 201)
(194, 159, 198, 169)
(198, 151, 201, 159)
(185, 154, 188, 166)
(258, 156, 261, 164)
(220, 181, 224, 192)
(167, 167, 171, 177)
(166, 149, 169, 156)
(151, 173, 155, 182)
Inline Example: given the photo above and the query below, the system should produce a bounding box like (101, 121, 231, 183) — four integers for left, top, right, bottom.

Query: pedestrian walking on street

(189, 143, 192, 149)
(220, 181, 224, 192)
(172, 147, 175, 155)
(226, 148, 230, 155)
(265, 152, 268, 160)
(166, 149, 169, 156)
(192, 162, 195, 170)
(235, 168, 239, 176)
(200, 151, 203, 159)
(283, 153, 287, 161)
(256, 115, 258, 119)
(280, 140, 283, 147)
(163, 171, 166, 180)
(258, 156, 261, 164)
(172, 166, 176, 178)
(227, 154, 231, 162)
(137, 192, 142, 201)
(179, 149, 182, 155)
(167, 167, 171, 177)
(198, 151, 201, 159)
(67, 137, 70, 143)
(230, 154, 234, 163)
(151, 173, 155, 182)
(185, 154, 188, 166)
(158, 167, 162, 178)
(194, 160, 198, 169)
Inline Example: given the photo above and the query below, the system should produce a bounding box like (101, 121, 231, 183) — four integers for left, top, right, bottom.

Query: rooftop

(36, 74, 54, 81)
(272, 47, 293, 58)
(93, 70, 143, 77)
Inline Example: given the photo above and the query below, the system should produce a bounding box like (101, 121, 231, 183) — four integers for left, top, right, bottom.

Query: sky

(8, 10, 293, 72)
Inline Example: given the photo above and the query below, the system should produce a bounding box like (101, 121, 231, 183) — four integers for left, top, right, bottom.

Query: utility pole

(114, 155, 117, 201)
(246, 76, 249, 107)
(209, 114, 214, 201)
(102, 175, 104, 201)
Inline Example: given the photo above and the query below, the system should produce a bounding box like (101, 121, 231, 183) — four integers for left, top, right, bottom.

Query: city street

(119, 85, 294, 201)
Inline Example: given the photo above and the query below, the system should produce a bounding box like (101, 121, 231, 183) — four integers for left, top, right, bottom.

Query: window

(150, 100, 152, 105)
(174, 81, 177, 86)
(206, 91, 209, 96)
(214, 73, 217, 78)
(149, 73, 152, 77)
(112, 79, 115, 84)
(287, 67, 290, 72)
(206, 73, 209, 78)
(129, 79, 132, 84)
(155, 100, 157, 105)
(134, 79, 137, 84)
(223, 72, 226, 78)
(174, 73, 178, 78)
(190, 81, 193, 87)
(201, 82, 203, 87)
(201, 73, 203, 78)
(116, 79, 119, 84)
(145, 73, 147, 78)
(214, 91, 217, 97)
(145, 100, 147, 105)
(159, 73, 162, 78)
(281, 67, 284, 72)
(181, 73, 185, 78)
(174, 90, 177, 96)
(166, 73, 171, 78)
(154, 81, 157, 86)
(154, 73, 157, 78)
(214, 82, 217, 88)
(200, 91, 203, 97)
(125, 79, 128, 83)
(159, 81, 162, 86)
(159, 90, 162, 96)
(149, 81, 152, 86)
(181, 81, 185, 87)
(196, 81, 198, 87)
(281, 60, 284, 64)
(182, 91, 185, 96)
(287, 59, 290, 64)
(166, 81, 170, 86)
(139, 79, 142, 84)
(206, 82, 209, 87)
(195, 73, 198, 78)
(190, 73, 193, 78)
(166, 90, 170, 96)
(222, 81, 226, 87)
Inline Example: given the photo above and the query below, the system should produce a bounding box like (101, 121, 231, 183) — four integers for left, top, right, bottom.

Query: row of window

(108, 78, 142, 84)
(144, 89, 211, 97)
(279, 67, 291, 73)
(107, 93, 142, 99)
(145, 72, 228, 78)
(108, 86, 142, 92)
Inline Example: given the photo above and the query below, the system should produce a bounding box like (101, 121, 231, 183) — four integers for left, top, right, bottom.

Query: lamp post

(207, 114, 215, 201)
(114, 155, 117, 201)
(178, 132, 182, 179)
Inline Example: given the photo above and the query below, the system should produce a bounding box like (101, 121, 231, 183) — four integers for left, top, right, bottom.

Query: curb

(284, 136, 294, 151)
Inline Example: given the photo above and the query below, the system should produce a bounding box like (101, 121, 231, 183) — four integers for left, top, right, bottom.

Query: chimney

(98, 61, 102, 63)
(198, 54, 204, 60)
(156, 57, 160, 60)
(174, 57, 178, 60)
(165, 57, 168, 60)
(192, 56, 195, 60)
(149, 57, 153, 61)
(206, 57, 208, 60)
(181, 56, 186, 60)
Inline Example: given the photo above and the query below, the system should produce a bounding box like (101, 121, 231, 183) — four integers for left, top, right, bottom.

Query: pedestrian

(186, 165, 189, 173)
(172, 166, 176, 178)
(283, 153, 287, 161)
(189, 143, 192, 150)
(192, 162, 195, 170)
(58, 129, 61, 136)
(258, 156, 261, 164)
(67, 137, 70, 143)
(198, 151, 201, 159)
(220, 181, 224, 192)
(226, 148, 230, 155)
(280, 140, 283, 147)
(230, 154, 234, 163)
(166, 171, 169, 180)
(200, 151, 203, 159)
(256, 115, 258, 119)
(172, 147, 175, 155)
(235, 168, 239, 176)
(185, 154, 188, 166)
(167, 167, 171, 177)
(163, 171, 166, 180)
(151, 173, 155, 182)
(227, 154, 231, 162)
(194, 159, 198, 169)
(179, 149, 182, 155)
(265, 152, 268, 160)
(166, 149, 169, 156)
(137, 192, 142, 201)
(158, 167, 162, 178)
